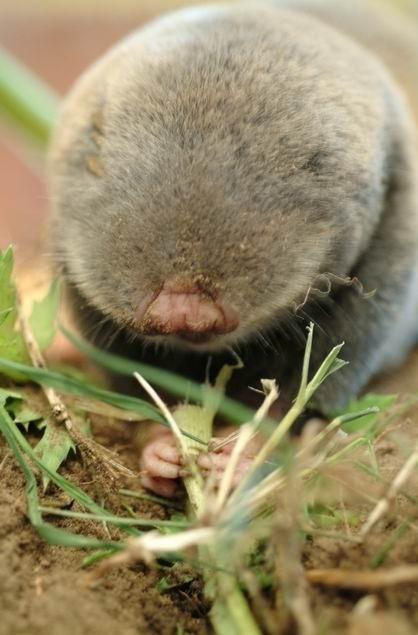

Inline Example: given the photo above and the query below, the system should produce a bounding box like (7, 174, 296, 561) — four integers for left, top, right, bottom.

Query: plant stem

(174, 393, 262, 635)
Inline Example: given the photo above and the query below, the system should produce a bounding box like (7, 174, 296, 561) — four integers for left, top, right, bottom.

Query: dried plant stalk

(17, 292, 132, 483)
(360, 439, 418, 538)
(306, 565, 418, 589)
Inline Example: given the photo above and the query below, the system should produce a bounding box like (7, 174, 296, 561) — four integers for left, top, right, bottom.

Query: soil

(0, 413, 210, 635)
(2, 350, 418, 635)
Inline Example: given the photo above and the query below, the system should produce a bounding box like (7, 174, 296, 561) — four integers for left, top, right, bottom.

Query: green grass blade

(0, 46, 58, 148)
(61, 327, 275, 430)
(0, 356, 164, 422)
(39, 506, 190, 530)
(298, 322, 313, 396)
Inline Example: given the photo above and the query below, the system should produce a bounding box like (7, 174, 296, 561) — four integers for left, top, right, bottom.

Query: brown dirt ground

(0, 412, 210, 635)
(2, 350, 418, 635)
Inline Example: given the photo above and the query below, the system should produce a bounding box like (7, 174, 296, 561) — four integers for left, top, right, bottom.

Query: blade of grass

(226, 332, 346, 510)
(0, 46, 58, 148)
(0, 356, 163, 422)
(39, 506, 190, 530)
(61, 326, 276, 431)
(119, 488, 183, 510)
(0, 357, 203, 442)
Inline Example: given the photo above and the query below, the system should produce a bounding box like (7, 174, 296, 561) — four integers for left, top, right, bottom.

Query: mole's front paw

(140, 430, 183, 498)
(139, 426, 263, 497)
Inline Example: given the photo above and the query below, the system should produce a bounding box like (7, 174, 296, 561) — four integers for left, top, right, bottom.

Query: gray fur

(48, 1, 418, 413)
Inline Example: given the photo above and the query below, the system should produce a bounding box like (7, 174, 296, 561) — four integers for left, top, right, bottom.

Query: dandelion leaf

(0, 247, 30, 373)
(29, 278, 61, 350)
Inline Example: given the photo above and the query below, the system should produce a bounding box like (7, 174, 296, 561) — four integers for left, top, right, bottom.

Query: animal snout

(135, 279, 239, 341)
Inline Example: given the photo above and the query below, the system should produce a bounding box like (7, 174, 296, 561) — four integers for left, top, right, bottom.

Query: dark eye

(301, 151, 326, 175)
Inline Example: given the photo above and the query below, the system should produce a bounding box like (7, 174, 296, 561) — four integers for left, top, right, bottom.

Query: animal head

(48, 4, 392, 351)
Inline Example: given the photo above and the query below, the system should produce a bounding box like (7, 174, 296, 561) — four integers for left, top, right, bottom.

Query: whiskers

(82, 312, 126, 351)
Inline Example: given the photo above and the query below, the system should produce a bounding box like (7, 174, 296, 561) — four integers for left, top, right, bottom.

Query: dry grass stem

(223, 417, 348, 520)
(17, 291, 132, 483)
(134, 371, 188, 455)
(96, 527, 215, 572)
(213, 380, 279, 515)
(360, 440, 418, 537)
(211, 378, 279, 453)
(306, 565, 418, 589)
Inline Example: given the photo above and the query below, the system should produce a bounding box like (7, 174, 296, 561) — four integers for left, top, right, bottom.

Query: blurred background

(1, 0, 218, 268)
(0, 0, 417, 269)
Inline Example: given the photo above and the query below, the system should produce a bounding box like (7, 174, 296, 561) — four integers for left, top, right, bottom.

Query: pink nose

(136, 283, 239, 341)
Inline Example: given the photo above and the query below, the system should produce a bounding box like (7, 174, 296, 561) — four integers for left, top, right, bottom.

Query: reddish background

(0, 9, 158, 265)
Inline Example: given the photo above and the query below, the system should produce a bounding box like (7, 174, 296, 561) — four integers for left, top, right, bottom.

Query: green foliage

(0, 357, 168, 425)
(334, 393, 397, 436)
(0, 247, 83, 485)
(0, 246, 61, 376)
(0, 247, 30, 373)
(0, 396, 124, 549)
(62, 326, 274, 430)
(155, 566, 195, 593)
(34, 416, 79, 491)
(304, 503, 359, 530)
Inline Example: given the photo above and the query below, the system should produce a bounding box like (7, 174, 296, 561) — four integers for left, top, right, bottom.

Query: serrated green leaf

(0, 247, 30, 376)
(5, 395, 42, 423)
(29, 278, 61, 351)
(0, 387, 44, 430)
(34, 419, 76, 491)
(0, 387, 23, 403)
(34, 412, 91, 491)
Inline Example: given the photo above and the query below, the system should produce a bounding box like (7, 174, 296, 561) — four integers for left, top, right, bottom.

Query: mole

(47, 0, 418, 496)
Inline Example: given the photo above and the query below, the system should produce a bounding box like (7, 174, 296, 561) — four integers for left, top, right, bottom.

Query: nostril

(135, 288, 239, 337)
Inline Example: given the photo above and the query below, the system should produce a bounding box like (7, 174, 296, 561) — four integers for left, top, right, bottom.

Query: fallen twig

(306, 565, 418, 589)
